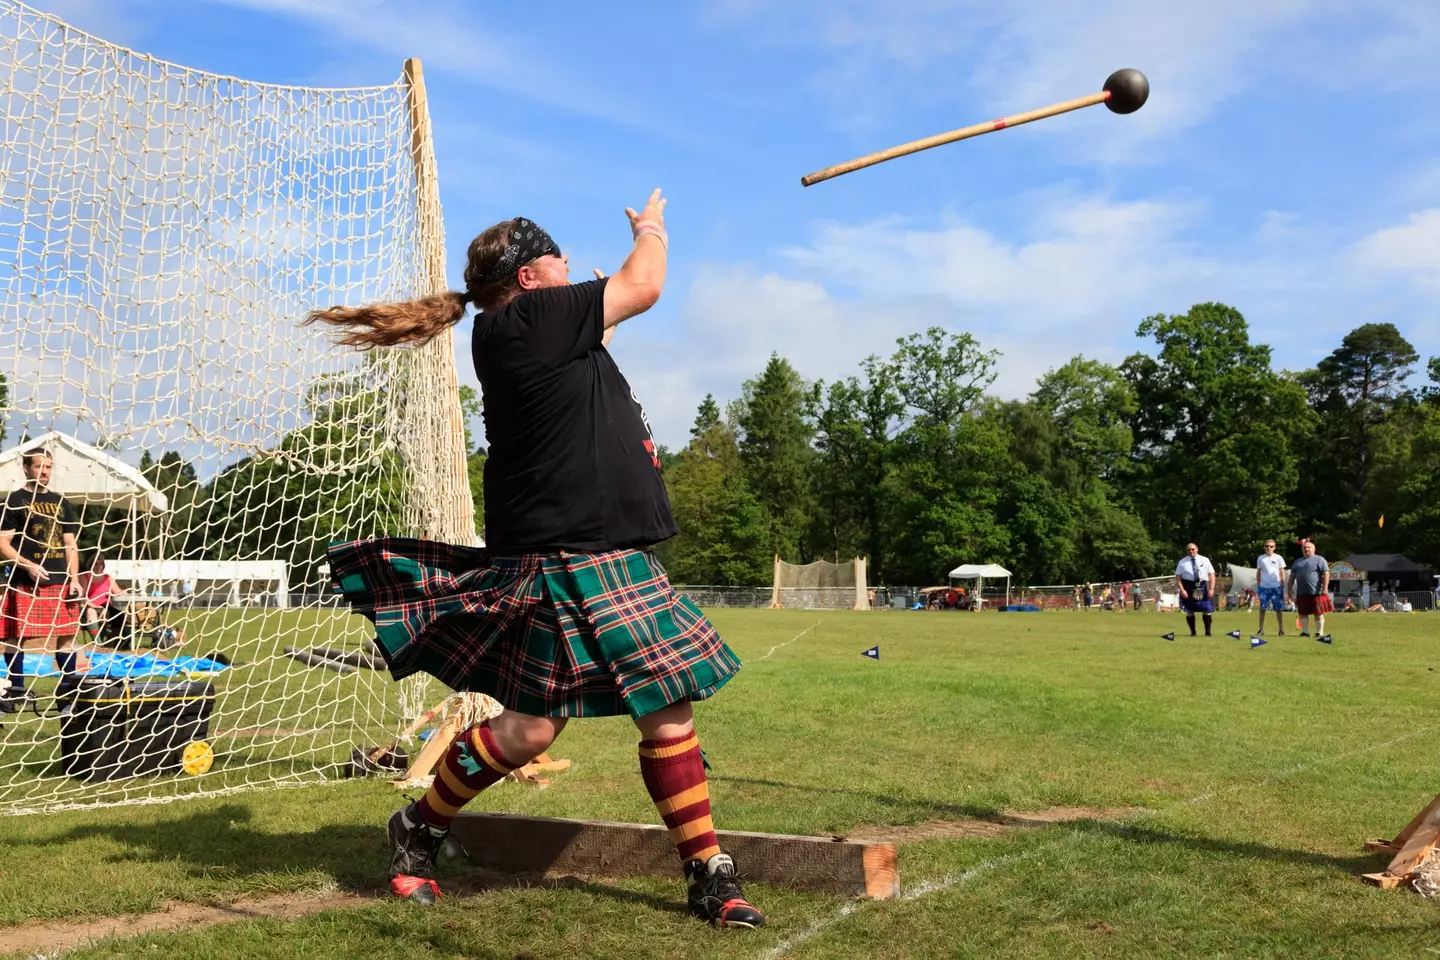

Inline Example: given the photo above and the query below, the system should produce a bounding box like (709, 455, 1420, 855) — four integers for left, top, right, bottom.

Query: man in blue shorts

(1254, 539, 1286, 636)
(1175, 542, 1216, 636)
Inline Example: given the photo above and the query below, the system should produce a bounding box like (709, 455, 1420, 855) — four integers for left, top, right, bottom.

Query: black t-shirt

(1, 487, 78, 586)
(472, 278, 677, 552)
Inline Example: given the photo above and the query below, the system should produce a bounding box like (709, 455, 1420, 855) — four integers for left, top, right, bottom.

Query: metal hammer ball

(1103, 69, 1149, 114)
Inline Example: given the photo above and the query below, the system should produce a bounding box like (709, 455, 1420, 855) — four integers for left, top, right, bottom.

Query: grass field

(1, 607, 1437, 958)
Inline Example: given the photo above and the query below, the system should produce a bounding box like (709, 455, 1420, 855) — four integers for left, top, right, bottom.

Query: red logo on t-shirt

(643, 439, 660, 469)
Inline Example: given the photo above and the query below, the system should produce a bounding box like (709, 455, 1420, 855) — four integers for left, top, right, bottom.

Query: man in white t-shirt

(1254, 539, 1287, 637)
(1174, 542, 1217, 636)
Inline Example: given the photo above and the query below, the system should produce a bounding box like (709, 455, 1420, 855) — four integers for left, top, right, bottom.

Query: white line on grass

(756, 621, 822, 662)
(762, 722, 1440, 957)
(761, 839, 1078, 960)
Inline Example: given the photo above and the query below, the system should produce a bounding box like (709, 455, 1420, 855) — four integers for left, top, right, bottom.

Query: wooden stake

(1362, 791, 1440, 889)
(395, 713, 464, 784)
(447, 811, 900, 898)
(402, 57, 476, 545)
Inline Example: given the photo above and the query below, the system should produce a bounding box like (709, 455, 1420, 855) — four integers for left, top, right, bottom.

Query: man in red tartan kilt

(311, 189, 765, 928)
(1, 448, 83, 712)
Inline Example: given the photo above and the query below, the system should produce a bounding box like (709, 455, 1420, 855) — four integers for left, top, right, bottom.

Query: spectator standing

(0, 449, 83, 711)
(1254, 539, 1287, 637)
(1175, 542, 1217, 637)
(1288, 540, 1332, 638)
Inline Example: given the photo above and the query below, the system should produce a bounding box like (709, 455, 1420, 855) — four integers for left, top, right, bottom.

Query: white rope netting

(772, 557, 867, 610)
(0, 0, 474, 814)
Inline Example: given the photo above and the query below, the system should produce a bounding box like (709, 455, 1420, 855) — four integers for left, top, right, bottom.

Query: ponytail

(304, 291, 468, 349)
(304, 219, 527, 349)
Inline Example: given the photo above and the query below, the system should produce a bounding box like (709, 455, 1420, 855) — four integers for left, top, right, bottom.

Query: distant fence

(284, 582, 1437, 614)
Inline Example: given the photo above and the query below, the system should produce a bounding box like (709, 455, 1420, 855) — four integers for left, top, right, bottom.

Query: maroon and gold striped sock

(415, 721, 520, 831)
(639, 732, 721, 864)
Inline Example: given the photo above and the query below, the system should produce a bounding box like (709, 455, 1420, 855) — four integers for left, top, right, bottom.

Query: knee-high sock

(639, 732, 721, 865)
(1202, 614, 1213, 636)
(1316, 614, 1325, 636)
(54, 649, 80, 696)
(415, 721, 520, 832)
(1185, 614, 1196, 635)
(3, 647, 24, 694)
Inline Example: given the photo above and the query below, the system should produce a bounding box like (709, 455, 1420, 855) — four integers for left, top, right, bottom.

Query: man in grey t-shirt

(1287, 539, 1332, 638)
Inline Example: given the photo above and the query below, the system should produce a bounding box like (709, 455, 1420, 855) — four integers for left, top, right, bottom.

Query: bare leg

(634, 699, 694, 742)
(488, 710, 567, 765)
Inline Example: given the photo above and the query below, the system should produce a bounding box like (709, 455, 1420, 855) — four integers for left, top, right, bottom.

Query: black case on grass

(59, 677, 215, 782)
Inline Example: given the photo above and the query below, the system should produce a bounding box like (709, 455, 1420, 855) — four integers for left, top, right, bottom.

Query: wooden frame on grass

(1362, 791, 1440, 890)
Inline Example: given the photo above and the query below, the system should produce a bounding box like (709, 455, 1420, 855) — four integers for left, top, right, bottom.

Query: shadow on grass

(15, 804, 685, 915)
(717, 775, 1387, 876)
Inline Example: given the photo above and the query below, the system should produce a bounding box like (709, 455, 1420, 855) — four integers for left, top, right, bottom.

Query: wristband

(633, 220, 668, 250)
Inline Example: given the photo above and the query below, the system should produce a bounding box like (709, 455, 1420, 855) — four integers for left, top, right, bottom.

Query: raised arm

(602, 188, 668, 329)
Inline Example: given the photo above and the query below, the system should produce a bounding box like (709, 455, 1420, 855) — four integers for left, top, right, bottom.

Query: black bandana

(481, 218, 560, 284)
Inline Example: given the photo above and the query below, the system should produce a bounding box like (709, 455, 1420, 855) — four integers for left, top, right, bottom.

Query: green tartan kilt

(327, 539, 741, 719)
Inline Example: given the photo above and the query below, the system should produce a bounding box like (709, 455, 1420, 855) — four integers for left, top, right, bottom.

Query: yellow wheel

(181, 740, 214, 776)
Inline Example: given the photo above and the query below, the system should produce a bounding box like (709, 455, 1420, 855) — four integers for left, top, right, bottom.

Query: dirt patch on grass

(847, 806, 1140, 843)
(0, 889, 377, 958)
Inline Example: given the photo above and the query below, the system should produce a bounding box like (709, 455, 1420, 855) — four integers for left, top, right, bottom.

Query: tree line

(651, 303, 1440, 588)
(5, 303, 1435, 591)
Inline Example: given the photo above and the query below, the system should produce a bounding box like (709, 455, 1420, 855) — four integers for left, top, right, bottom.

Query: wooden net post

(853, 556, 868, 610)
(769, 554, 783, 609)
(402, 57, 475, 546)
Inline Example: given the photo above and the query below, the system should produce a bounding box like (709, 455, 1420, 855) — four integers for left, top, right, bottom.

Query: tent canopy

(0, 432, 168, 514)
(948, 563, 1012, 579)
(1341, 554, 1431, 575)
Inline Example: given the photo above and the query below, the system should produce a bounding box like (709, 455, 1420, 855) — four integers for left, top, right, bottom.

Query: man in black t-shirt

(316, 190, 764, 928)
(0, 448, 83, 712)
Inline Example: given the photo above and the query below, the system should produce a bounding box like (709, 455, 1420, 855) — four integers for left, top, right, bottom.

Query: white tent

(947, 563, 1013, 608)
(0, 432, 168, 514)
(0, 432, 169, 562)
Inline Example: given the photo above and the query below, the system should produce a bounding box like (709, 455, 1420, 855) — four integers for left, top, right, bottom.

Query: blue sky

(44, 0, 1440, 448)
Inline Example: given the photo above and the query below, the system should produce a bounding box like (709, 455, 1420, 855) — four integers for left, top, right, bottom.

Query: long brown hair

(304, 220, 523, 349)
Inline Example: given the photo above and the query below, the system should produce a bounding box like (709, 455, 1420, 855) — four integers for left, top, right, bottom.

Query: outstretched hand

(625, 188, 666, 235)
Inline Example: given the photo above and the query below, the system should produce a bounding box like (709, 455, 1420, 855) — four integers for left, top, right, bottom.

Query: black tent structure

(1340, 554, 1434, 590)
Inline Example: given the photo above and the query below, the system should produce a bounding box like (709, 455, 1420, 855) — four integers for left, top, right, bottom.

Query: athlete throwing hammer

(308, 190, 764, 929)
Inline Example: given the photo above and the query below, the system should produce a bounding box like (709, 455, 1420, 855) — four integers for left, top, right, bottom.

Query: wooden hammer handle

(802, 90, 1110, 187)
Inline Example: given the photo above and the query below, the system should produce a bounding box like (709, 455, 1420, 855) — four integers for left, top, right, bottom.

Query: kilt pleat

(0, 583, 80, 641)
(326, 538, 740, 719)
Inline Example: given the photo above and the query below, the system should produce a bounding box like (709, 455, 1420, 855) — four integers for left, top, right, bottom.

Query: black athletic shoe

(0, 690, 34, 714)
(1300, 632, 1310, 637)
(387, 802, 446, 905)
(685, 853, 765, 929)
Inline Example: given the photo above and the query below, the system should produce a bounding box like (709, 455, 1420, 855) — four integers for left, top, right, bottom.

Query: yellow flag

(1378, 514, 1385, 529)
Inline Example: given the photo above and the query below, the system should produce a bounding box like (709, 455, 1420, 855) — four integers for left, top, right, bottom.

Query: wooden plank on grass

(1383, 798, 1440, 879)
(448, 811, 899, 899)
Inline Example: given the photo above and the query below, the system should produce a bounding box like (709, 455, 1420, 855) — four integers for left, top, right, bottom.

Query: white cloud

(1353, 209, 1440, 286)
(781, 197, 1217, 315)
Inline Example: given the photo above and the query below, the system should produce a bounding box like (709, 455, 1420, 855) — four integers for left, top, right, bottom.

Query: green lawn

(1, 607, 1438, 958)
